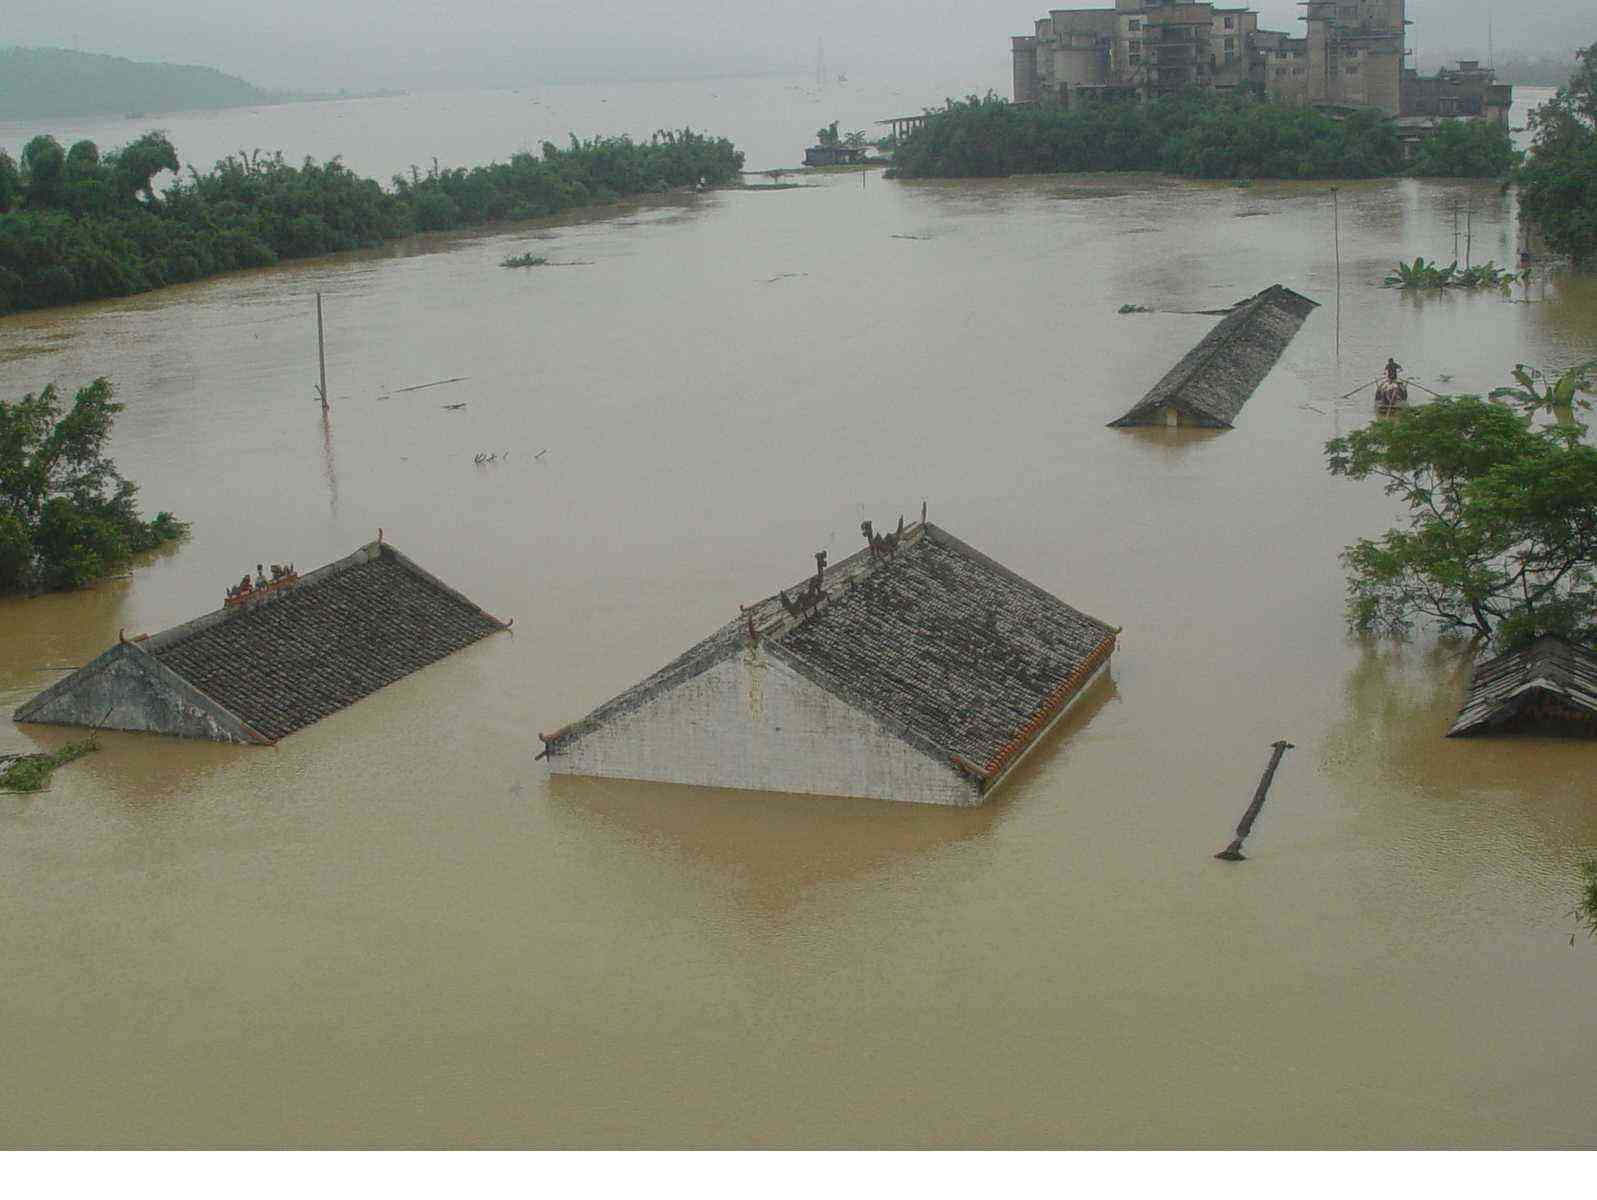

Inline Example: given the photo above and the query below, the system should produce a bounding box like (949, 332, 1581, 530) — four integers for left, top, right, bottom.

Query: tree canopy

(1516, 43, 1597, 265)
(0, 378, 186, 592)
(0, 127, 745, 314)
(887, 89, 1514, 182)
(1326, 376, 1597, 648)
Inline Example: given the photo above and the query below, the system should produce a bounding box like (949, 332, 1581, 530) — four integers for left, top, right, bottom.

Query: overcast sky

(5, 1, 1590, 90)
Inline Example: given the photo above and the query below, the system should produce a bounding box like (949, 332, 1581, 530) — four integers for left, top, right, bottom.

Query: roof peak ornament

(779, 549, 828, 619)
(862, 515, 905, 562)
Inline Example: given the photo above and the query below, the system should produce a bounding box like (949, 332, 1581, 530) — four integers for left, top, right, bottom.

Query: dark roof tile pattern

(1108, 284, 1318, 429)
(1447, 635, 1597, 737)
(150, 544, 503, 741)
(772, 528, 1116, 771)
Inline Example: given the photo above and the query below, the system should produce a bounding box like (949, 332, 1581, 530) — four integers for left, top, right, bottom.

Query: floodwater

(3, 79, 1597, 1149)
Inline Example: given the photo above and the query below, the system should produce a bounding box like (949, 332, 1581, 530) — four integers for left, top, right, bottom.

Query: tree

(815, 121, 840, 147)
(0, 150, 19, 213)
(1517, 43, 1597, 264)
(0, 378, 186, 592)
(20, 134, 66, 209)
(1326, 388, 1597, 647)
(1406, 119, 1521, 179)
(105, 130, 178, 202)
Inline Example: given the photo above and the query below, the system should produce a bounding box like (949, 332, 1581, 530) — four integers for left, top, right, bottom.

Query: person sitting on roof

(255, 564, 268, 589)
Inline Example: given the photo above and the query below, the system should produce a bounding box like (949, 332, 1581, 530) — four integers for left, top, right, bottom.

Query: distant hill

(0, 47, 273, 121)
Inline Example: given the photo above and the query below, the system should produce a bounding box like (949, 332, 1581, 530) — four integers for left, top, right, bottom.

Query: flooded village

(3, 3, 1597, 1152)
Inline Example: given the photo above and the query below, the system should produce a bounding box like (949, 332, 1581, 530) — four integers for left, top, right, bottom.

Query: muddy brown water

(3, 82, 1597, 1148)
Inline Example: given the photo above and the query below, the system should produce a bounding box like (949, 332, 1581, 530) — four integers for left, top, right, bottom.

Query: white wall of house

(548, 645, 980, 806)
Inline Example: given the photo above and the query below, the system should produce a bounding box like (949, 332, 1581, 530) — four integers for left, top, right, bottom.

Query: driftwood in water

(1215, 739, 1294, 861)
(395, 377, 469, 394)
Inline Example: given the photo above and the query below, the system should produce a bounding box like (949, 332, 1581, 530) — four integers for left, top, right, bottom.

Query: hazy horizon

(5, 1, 1591, 92)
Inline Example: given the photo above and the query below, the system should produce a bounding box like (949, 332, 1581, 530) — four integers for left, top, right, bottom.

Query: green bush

(889, 89, 1407, 181)
(0, 378, 187, 594)
(0, 128, 746, 314)
(1407, 119, 1522, 178)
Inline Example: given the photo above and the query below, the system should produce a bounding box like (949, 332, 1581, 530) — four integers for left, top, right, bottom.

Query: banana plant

(1488, 360, 1597, 422)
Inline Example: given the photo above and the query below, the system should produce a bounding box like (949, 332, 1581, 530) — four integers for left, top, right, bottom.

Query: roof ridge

(756, 521, 928, 641)
(140, 541, 382, 654)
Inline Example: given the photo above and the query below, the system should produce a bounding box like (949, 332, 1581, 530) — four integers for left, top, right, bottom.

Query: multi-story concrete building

(1013, 2, 1264, 105)
(1265, 0, 1406, 114)
(1013, 1, 1509, 131)
(1014, 1, 1407, 116)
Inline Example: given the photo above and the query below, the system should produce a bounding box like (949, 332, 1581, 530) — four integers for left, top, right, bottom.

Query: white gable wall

(548, 644, 978, 806)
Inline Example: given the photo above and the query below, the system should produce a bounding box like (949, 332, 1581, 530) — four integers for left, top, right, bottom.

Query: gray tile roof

(1447, 636, 1597, 737)
(139, 542, 505, 741)
(544, 524, 1118, 781)
(1108, 285, 1318, 429)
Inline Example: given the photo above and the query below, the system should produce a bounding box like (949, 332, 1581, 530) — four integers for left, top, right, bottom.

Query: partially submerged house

(1107, 285, 1318, 429)
(14, 539, 507, 744)
(1447, 636, 1597, 738)
(540, 521, 1119, 806)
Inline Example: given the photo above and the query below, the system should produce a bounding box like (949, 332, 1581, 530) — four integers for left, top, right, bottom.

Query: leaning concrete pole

(1215, 740, 1295, 861)
(316, 292, 329, 412)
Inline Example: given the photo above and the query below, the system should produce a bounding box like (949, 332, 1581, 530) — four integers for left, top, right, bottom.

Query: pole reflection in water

(320, 407, 339, 517)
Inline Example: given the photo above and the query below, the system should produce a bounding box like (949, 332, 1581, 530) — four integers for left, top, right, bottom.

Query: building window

(1225, 37, 1235, 50)
(1224, 17, 1235, 30)
(1128, 18, 1141, 30)
(1346, 65, 1359, 75)
(1292, 67, 1305, 76)
(1130, 52, 1141, 64)
(1225, 51, 1236, 64)
(1275, 67, 1287, 77)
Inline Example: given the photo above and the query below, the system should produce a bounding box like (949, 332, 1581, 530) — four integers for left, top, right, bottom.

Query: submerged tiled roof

(145, 542, 505, 741)
(1447, 636, 1597, 737)
(1108, 285, 1318, 429)
(546, 524, 1118, 781)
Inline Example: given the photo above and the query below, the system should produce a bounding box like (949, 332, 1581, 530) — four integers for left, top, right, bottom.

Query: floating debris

(394, 377, 468, 394)
(0, 738, 99, 794)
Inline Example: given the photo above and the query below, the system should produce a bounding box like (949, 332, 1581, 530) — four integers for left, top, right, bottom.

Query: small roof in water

(16, 540, 507, 743)
(1447, 636, 1597, 737)
(1108, 285, 1319, 429)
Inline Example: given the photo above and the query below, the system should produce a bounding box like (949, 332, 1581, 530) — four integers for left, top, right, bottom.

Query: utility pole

(1332, 188, 1342, 361)
(315, 292, 329, 412)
